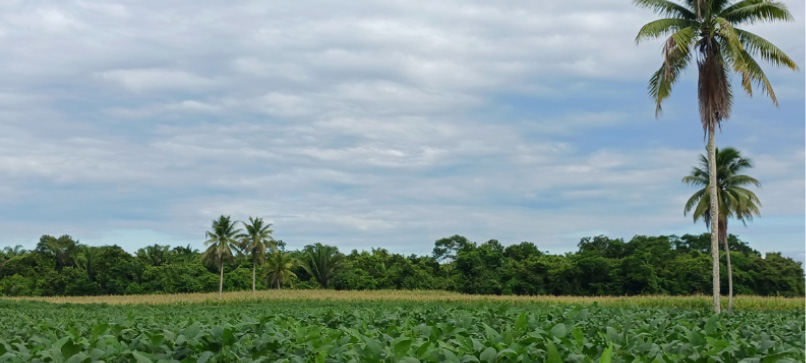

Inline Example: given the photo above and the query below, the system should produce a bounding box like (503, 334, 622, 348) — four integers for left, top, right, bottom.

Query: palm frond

(743, 49, 779, 103)
(735, 28, 798, 70)
(648, 26, 695, 117)
(636, 19, 698, 43)
(682, 174, 708, 186)
(693, 194, 710, 224)
(731, 186, 762, 206)
(683, 147, 762, 233)
(634, 0, 697, 19)
(715, 18, 749, 94)
(724, 174, 761, 188)
(709, 0, 733, 14)
(720, 0, 793, 25)
(683, 188, 707, 215)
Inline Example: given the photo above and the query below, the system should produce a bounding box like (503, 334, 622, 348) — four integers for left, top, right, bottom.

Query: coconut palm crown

(683, 146, 761, 234)
(265, 251, 297, 290)
(635, 0, 798, 132)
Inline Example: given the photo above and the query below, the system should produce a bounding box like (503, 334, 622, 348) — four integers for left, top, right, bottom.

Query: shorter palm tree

(170, 244, 199, 264)
(238, 217, 276, 296)
(74, 245, 97, 277)
(2, 245, 26, 258)
(136, 244, 171, 266)
(203, 215, 242, 299)
(683, 146, 761, 313)
(265, 251, 297, 290)
(300, 243, 344, 288)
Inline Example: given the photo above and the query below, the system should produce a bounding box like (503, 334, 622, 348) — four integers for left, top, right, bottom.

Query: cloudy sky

(1, 0, 803, 261)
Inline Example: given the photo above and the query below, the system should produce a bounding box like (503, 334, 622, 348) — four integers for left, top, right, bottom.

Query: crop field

(4, 289, 804, 311)
(1, 292, 804, 362)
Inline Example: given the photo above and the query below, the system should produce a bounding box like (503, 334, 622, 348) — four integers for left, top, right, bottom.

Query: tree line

(0, 230, 802, 297)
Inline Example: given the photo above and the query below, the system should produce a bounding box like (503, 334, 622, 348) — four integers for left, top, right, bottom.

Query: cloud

(0, 0, 802, 259)
(97, 68, 216, 92)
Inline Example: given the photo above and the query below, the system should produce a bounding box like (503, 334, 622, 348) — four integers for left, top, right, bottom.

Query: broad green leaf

(546, 341, 563, 363)
(91, 323, 109, 340)
(599, 342, 613, 363)
(394, 338, 413, 359)
(222, 328, 236, 346)
(65, 352, 90, 363)
(572, 327, 585, 347)
(479, 347, 496, 362)
(61, 338, 81, 359)
(132, 350, 153, 363)
(514, 313, 528, 334)
(551, 323, 568, 338)
(197, 351, 214, 363)
(704, 315, 719, 337)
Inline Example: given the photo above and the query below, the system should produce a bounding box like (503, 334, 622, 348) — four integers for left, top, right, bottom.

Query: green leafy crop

(0, 300, 803, 362)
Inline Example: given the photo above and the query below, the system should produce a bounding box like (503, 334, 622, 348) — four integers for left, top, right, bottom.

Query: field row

(4, 289, 803, 311)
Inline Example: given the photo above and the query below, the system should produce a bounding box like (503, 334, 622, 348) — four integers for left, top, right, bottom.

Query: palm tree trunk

(707, 128, 721, 314)
(219, 261, 224, 300)
(720, 220, 733, 314)
(252, 264, 257, 297)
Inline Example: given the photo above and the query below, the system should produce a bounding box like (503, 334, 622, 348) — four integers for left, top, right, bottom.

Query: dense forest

(0, 233, 802, 297)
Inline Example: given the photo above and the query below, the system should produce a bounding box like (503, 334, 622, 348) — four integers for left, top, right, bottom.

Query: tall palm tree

(683, 146, 760, 313)
(634, 0, 797, 313)
(238, 217, 277, 296)
(203, 215, 242, 299)
(265, 250, 297, 290)
(300, 243, 344, 289)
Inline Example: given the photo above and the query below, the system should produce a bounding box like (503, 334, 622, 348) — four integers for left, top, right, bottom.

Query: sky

(1, 0, 804, 262)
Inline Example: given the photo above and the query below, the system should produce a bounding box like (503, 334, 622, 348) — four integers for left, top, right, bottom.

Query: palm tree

(238, 217, 277, 296)
(634, 0, 797, 313)
(170, 244, 200, 264)
(265, 250, 297, 290)
(74, 245, 97, 278)
(203, 215, 242, 299)
(0, 245, 26, 270)
(136, 244, 171, 266)
(2, 245, 26, 258)
(683, 146, 760, 313)
(300, 243, 344, 288)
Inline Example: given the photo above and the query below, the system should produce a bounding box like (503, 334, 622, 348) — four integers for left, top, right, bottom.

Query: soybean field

(0, 294, 804, 362)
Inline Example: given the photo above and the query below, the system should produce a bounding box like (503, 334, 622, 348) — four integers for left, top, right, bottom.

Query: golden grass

(2, 290, 802, 311)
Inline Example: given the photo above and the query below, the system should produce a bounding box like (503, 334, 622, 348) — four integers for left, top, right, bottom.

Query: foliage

(635, 0, 799, 314)
(203, 215, 242, 297)
(299, 243, 344, 289)
(0, 233, 802, 298)
(264, 251, 297, 289)
(238, 217, 276, 295)
(683, 146, 761, 240)
(203, 216, 241, 269)
(634, 0, 798, 131)
(0, 299, 802, 362)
